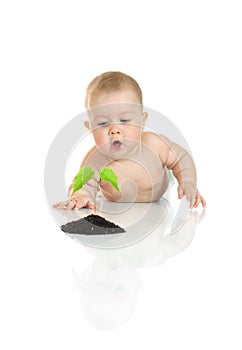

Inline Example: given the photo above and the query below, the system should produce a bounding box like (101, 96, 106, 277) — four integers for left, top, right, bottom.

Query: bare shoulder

(141, 131, 170, 154)
(81, 145, 97, 165)
(81, 145, 109, 169)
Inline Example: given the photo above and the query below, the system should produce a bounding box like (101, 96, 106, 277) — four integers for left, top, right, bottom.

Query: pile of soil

(61, 214, 125, 235)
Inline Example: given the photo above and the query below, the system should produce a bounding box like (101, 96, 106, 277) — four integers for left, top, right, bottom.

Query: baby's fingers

(74, 200, 95, 210)
(200, 195, 206, 208)
(178, 185, 184, 199)
(193, 192, 206, 208)
(86, 201, 96, 210)
(66, 200, 77, 210)
(178, 185, 194, 207)
(52, 200, 71, 209)
(73, 200, 86, 210)
(187, 193, 195, 208)
(52, 199, 76, 210)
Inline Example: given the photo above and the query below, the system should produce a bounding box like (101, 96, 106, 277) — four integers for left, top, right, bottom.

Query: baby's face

(86, 90, 147, 159)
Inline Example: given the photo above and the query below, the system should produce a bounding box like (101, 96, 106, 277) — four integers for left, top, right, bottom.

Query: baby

(53, 71, 206, 210)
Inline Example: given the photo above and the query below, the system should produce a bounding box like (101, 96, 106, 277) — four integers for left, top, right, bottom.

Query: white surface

(1, 1, 242, 349)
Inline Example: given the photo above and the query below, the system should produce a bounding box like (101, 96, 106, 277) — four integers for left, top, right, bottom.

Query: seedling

(63, 166, 124, 235)
(72, 165, 120, 194)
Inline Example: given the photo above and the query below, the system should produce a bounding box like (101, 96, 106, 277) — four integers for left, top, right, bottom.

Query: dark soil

(61, 214, 126, 235)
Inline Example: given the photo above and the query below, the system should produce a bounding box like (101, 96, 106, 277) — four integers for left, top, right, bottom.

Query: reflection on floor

(56, 198, 206, 331)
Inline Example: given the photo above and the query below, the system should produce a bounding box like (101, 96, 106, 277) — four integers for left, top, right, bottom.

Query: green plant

(72, 166, 120, 194)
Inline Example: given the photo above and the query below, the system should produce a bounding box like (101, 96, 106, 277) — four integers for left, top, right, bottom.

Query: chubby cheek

(125, 126, 141, 141)
(92, 130, 108, 147)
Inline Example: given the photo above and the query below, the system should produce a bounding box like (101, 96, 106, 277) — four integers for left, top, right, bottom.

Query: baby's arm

(53, 147, 100, 210)
(155, 134, 206, 208)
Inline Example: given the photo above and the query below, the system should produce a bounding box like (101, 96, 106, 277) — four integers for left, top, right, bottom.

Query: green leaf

(99, 167, 120, 192)
(72, 166, 95, 194)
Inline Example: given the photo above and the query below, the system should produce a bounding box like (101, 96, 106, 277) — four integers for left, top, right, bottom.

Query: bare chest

(100, 150, 165, 202)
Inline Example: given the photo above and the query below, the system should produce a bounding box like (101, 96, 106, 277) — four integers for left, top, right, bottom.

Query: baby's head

(84, 72, 148, 159)
(85, 71, 143, 109)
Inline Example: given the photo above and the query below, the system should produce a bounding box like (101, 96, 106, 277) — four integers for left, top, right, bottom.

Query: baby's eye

(120, 119, 130, 123)
(97, 121, 109, 127)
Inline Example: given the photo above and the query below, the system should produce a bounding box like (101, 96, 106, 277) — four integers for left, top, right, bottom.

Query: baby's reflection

(70, 200, 205, 331)
(73, 255, 141, 331)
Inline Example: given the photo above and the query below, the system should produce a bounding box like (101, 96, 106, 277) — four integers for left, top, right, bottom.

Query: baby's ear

(84, 120, 90, 129)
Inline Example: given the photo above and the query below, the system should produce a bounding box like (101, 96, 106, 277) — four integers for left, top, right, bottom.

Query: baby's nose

(109, 125, 121, 135)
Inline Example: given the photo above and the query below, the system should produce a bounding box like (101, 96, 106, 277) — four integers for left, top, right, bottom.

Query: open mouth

(112, 140, 122, 150)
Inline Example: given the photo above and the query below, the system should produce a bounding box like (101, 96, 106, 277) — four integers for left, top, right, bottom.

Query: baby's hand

(52, 195, 95, 210)
(178, 183, 206, 209)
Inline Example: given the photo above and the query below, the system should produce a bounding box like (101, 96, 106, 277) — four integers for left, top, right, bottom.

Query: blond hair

(85, 71, 143, 108)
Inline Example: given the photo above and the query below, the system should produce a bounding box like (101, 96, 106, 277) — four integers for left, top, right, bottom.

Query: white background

(1, 0, 241, 349)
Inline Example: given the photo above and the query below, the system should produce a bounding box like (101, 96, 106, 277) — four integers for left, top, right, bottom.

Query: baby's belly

(99, 159, 169, 202)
